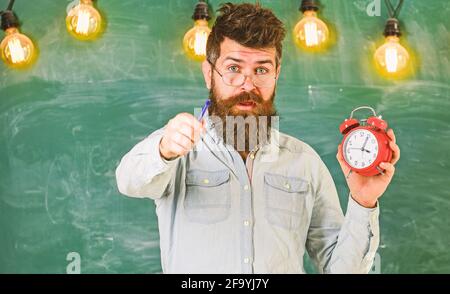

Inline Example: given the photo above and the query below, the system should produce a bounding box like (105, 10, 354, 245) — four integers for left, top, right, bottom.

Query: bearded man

(116, 3, 400, 274)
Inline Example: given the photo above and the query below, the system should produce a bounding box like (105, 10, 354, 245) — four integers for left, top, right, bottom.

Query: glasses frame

(207, 59, 278, 88)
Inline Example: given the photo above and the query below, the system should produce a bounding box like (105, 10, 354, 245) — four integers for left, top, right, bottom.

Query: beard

(208, 79, 277, 153)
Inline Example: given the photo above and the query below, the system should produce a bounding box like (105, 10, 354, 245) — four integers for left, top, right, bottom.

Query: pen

(198, 99, 211, 121)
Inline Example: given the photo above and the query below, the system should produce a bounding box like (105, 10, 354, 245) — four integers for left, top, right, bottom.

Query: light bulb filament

(7, 37, 26, 64)
(304, 21, 319, 47)
(293, 10, 329, 51)
(385, 46, 399, 73)
(75, 9, 91, 35)
(66, 1, 102, 41)
(374, 36, 410, 77)
(183, 19, 211, 61)
(193, 30, 208, 56)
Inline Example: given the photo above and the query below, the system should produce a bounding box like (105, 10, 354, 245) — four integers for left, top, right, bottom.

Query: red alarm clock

(339, 106, 392, 177)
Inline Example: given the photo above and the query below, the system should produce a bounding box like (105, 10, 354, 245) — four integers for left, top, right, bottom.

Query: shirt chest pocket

(264, 173, 310, 231)
(184, 169, 231, 224)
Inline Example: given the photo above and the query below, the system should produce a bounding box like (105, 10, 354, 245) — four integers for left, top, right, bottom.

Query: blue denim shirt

(116, 115, 379, 273)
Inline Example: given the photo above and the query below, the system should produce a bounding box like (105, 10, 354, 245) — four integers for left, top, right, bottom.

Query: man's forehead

(218, 38, 276, 64)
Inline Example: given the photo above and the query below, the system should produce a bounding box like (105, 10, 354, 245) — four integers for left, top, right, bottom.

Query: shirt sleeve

(305, 160, 380, 274)
(115, 127, 181, 199)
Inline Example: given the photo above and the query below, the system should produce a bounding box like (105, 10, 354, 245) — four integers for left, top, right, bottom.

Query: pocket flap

(264, 173, 308, 193)
(186, 169, 230, 187)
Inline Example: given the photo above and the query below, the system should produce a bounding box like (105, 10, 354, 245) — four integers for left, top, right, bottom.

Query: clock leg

(376, 166, 385, 175)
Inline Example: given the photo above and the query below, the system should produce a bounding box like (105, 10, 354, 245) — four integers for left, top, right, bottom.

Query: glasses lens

(253, 75, 276, 88)
(222, 72, 244, 87)
(222, 72, 276, 88)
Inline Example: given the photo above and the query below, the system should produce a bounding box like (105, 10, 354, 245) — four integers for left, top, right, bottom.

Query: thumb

(379, 162, 395, 179)
(200, 119, 207, 133)
(336, 144, 350, 174)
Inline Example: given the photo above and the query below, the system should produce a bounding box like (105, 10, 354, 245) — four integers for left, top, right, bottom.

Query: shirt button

(243, 220, 250, 226)
(249, 154, 255, 160)
(284, 182, 290, 190)
(244, 257, 250, 264)
(203, 179, 209, 184)
(243, 185, 249, 190)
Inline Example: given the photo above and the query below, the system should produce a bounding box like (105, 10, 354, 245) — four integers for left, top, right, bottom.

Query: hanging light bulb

(0, 9, 36, 68)
(374, 18, 410, 76)
(293, 0, 329, 51)
(183, 0, 211, 61)
(66, 0, 103, 41)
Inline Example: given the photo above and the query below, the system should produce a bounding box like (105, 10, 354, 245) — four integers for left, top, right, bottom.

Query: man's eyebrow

(255, 59, 274, 66)
(223, 57, 244, 63)
(223, 57, 274, 66)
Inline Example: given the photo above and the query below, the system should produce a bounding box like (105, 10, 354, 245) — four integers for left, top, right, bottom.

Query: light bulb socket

(192, 1, 210, 21)
(300, 0, 319, 12)
(1, 10, 19, 31)
(383, 18, 401, 37)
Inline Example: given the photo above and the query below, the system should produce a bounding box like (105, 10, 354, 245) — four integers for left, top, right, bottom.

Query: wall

(0, 0, 449, 273)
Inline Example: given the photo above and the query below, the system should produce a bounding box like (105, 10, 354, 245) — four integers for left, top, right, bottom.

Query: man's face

(201, 38, 281, 152)
(202, 37, 280, 118)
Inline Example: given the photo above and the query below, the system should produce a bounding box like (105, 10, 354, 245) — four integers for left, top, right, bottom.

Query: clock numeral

(371, 139, 376, 144)
(373, 153, 376, 158)
(354, 161, 358, 166)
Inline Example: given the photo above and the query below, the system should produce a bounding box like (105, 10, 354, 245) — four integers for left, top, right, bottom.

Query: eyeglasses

(207, 59, 277, 88)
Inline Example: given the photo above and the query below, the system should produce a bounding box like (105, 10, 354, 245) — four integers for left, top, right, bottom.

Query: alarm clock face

(343, 129, 379, 169)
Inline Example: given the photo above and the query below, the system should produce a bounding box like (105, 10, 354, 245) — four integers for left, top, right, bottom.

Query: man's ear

(276, 63, 282, 80)
(201, 60, 212, 90)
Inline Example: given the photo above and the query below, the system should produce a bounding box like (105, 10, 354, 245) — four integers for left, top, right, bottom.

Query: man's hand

(336, 129, 401, 208)
(159, 113, 206, 160)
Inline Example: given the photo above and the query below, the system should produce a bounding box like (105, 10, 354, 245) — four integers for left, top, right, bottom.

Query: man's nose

(240, 75, 256, 92)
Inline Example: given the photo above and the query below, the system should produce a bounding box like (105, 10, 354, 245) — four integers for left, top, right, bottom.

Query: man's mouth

(235, 101, 257, 110)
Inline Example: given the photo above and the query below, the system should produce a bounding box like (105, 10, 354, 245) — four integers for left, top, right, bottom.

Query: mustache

(220, 91, 264, 108)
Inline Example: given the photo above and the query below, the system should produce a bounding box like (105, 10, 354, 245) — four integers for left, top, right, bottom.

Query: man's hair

(206, 2, 286, 67)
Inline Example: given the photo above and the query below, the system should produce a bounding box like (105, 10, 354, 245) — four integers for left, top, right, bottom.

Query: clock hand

(348, 147, 370, 153)
(361, 136, 369, 151)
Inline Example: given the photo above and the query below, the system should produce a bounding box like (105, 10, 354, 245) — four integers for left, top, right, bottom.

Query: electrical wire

(1, 0, 16, 15)
(7, 0, 16, 11)
(385, 0, 404, 19)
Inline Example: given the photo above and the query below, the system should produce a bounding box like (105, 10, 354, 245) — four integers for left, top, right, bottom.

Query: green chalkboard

(1, 0, 449, 273)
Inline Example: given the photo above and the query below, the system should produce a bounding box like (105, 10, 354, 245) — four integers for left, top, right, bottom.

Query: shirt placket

(239, 146, 260, 273)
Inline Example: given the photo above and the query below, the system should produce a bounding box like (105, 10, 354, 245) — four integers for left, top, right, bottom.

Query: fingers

(336, 144, 343, 162)
(175, 114, 205, 138)
(170, 140, 191, 156)
(176, 113, 204, 132)
(172, 131, 195, 150)
(160, 113, 205, 159)
(389, 140, 401, 165)
(380, 162, 395, 179)
(178, 123, 197, 144)
(387, 129, 396, 143)
(200, 118, 207, 133)
(161, 131, 193, 157)
(336, 144, 350, 175)
(387, 129, 400, 165)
